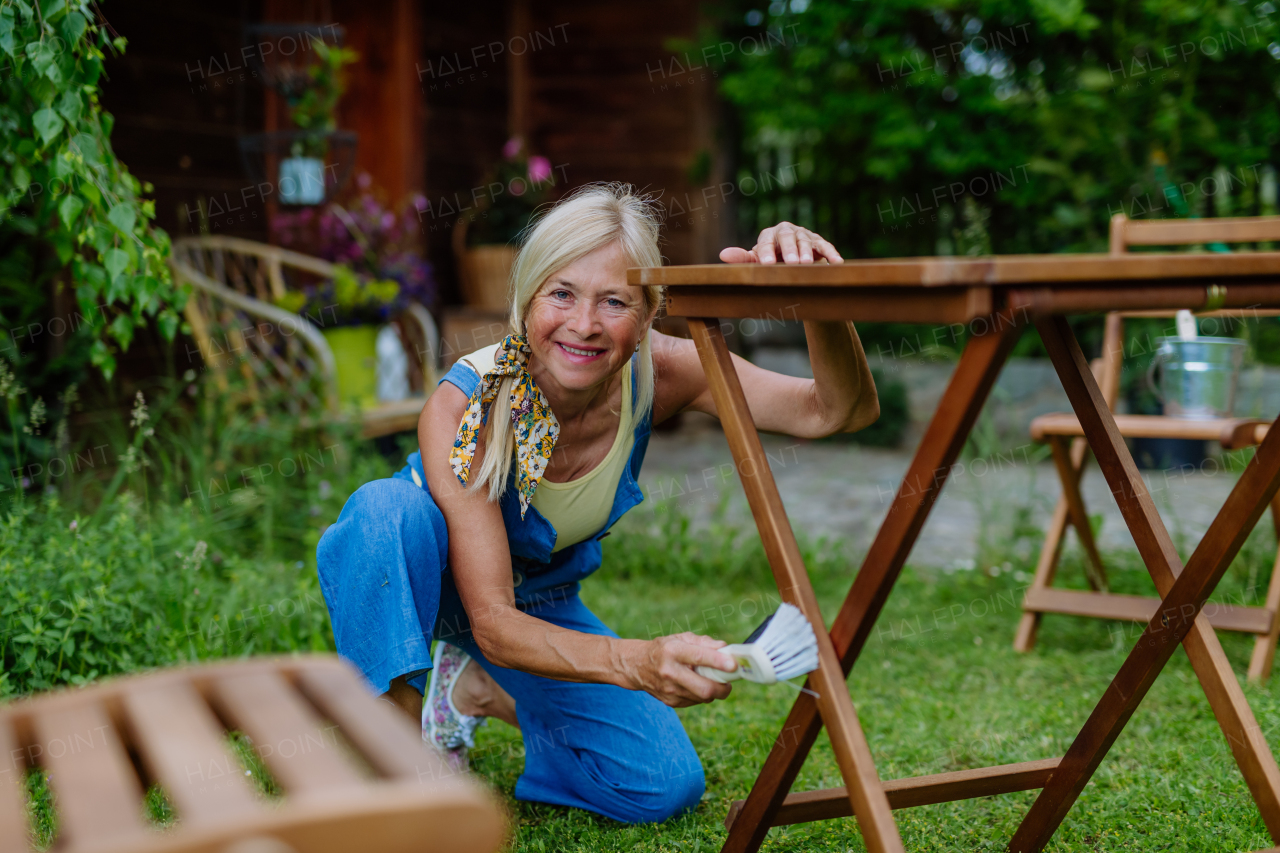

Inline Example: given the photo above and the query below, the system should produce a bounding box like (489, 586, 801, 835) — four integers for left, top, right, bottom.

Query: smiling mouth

(557, 342, 605, 357)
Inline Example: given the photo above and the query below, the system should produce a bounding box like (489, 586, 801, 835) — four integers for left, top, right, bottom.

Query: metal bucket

(1147, 336, 1247, 419)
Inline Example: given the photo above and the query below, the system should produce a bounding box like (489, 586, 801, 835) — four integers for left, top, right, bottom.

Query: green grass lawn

(7, 483, 1280, 851)
(466, 516, 1280, 852)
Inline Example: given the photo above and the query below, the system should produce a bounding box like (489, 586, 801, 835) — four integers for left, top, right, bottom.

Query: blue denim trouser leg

(317, 477, 705, 823)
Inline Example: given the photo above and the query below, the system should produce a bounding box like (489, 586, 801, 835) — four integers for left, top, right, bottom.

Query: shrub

(0, 492, 336, 699)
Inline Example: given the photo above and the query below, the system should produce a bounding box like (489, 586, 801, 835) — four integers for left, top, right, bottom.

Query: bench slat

(295, 664, 450, 785)
(0, 720, 32, 852)
(210, 671, 365, 797)
(33, 703, 146, 848)
(123, 680, 263, 827)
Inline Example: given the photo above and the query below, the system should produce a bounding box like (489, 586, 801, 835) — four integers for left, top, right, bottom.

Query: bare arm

(416, 384, 735, 706)
(653, 222, 879, 436)
(653, 324, 878, 436)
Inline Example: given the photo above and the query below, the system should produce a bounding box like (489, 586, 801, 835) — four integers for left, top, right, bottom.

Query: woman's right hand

(621, 633, 738, 707)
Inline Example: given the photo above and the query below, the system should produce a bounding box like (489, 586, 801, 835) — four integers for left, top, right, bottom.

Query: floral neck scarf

(450, 334, 560, 518)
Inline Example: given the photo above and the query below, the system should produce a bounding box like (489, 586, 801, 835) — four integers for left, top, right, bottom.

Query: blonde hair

(469, 182, 665, 502)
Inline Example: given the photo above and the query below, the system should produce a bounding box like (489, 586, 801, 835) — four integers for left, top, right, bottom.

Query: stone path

(638, 415, 1252, 570)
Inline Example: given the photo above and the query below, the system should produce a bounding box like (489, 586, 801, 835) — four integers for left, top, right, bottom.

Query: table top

(628, 252, 1280, 323)
(628, 251, 1280, 287)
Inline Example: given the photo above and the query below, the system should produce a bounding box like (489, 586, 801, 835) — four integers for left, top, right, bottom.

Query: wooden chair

(1016, 214, 1280, 682)
(170, 236, 440, 439)
(0, 656, 506, 853)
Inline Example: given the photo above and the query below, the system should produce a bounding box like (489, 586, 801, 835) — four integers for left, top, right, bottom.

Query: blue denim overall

(316, 358, 704, 823)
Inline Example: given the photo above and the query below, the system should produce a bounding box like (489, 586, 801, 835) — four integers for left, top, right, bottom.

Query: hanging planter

(237, 130, 358, 206)
(238, 33, 359, 207)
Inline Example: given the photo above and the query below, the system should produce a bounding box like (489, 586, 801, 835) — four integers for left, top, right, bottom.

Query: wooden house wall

(99, 1, 267, 242)
(100, 1, 732, 309)
(519, 0, 729, 266)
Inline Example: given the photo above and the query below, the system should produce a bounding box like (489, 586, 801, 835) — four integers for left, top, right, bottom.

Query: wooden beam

(629, 252, 1280, 288)
(662, 286, 992, 325)
(725, 759, 1061, 829)
(1122, 215, 1280, 246)
(687, 317, 904, 853)
(1023, 587, 1272, 635)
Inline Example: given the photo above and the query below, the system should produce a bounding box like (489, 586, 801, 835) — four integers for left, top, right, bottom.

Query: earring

(634, 341, 641, 353)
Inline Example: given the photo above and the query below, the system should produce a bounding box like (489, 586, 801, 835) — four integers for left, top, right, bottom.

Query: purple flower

(528, 156, 552, 184)
(502, 136, 523, 159)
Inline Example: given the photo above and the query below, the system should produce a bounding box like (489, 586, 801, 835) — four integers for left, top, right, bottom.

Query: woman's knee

(318, 478, 447, 575)
(628, 745, 705, 823)
(587, 706, 705, 823)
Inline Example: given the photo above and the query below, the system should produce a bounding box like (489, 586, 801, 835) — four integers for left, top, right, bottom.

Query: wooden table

(630, 253, 1280, 853)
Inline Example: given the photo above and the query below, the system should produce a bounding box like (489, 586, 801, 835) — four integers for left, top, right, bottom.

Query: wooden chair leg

(1014, 497, 1070, 651)
(688, 318, 904, 853)
(718, 313, 1024, 853)
(1011, 315, 1280, 852)
(1048, 435, 1110, 592)
(1247, 493, 1280, 683)
(1016, 434, 1107, 652)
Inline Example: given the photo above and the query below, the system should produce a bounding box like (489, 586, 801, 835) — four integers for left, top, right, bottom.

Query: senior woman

(317, 183, 878, 824)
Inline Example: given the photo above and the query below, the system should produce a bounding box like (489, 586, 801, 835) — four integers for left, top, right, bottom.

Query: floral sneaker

(423, 642, 486, 768)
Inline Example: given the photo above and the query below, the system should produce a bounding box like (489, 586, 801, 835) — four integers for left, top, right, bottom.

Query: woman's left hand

(719, 221, 843, 265)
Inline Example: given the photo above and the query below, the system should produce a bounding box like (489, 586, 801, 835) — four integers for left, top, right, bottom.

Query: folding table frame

(630, 252, 1280, 853)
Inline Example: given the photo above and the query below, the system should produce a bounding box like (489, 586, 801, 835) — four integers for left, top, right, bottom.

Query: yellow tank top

(458, 345, 634, 553)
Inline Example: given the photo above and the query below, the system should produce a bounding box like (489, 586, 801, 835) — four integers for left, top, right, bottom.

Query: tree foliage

(708, 0, 1280, 259)
(0, 0, 178, 382)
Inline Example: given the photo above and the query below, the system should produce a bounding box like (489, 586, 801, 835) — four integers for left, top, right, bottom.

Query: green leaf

(58, 193, 83, 226)
(79, 178, 100, 207)
(71, 132, 101, 165)
(55, 90, 81, 125)
(60, 11, 87, 45)
(51, 231, 73, 265)
(103, 247, 129, 280)
(27, 40, 61, 84)
(40, 0, 67, 23)
(157, 309, 179, 341)
(0, 9, 15, 57)
(107, 203, 137, 235)
(32, 107, 64, 144)
(89, 339, 115, 379)
(109, 313, 133, 349)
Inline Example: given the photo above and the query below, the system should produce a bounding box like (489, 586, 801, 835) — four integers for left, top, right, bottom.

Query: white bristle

(695, 602, 821, 686)
(752, 603, 819, 681)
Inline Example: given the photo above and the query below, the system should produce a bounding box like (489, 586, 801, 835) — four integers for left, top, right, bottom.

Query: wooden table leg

(717, 313, 1024, 853)
(687, 318, 904, 853)
(1010, 315, 1280, 852)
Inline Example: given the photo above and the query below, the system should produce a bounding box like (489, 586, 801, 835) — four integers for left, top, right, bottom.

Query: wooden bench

(0, 656, 506, 853)
(170, 236, 439, 439)
(1016, 214, 1280, 682)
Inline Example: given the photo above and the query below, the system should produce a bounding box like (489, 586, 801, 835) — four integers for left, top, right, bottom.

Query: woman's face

(525, 240, 651, 395)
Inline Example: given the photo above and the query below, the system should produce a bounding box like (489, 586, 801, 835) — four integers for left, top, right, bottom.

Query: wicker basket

(452, 218, 516, 312)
